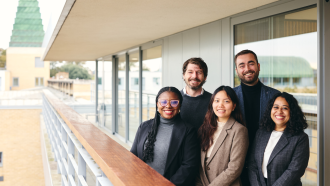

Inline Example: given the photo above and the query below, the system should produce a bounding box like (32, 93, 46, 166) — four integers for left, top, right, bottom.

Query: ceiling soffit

(45, 0, 278, 61)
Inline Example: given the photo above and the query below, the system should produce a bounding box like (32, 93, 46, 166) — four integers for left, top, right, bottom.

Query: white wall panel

(162, 37, 169, 87)
(221, 17, 232, 86)
(182, 28, 200, 60)
(182, 28, 200, 88)
(200, 21, 221, 93)
(167, 33, 183, 89)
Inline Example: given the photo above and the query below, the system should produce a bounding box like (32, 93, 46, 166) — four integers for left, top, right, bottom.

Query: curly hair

(198, 86, 245, 152)
(142, 86, 183, 163)
(260, 92, 308, 135)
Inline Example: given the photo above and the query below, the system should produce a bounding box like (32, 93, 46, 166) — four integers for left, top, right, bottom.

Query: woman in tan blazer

(196, 86, 249, 186)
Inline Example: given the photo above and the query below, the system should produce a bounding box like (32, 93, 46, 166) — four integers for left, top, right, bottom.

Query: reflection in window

(234, 6, 317, 185)
(101, 60, 112, 130)
(142, 46, 162, 122)
(153, 77, 160, 85)
(117, 55, 126, 138)
(129, 52, 140, 141)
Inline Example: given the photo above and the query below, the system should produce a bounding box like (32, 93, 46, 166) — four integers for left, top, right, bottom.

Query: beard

(184, 78, 206, 90)
(237, 70, 259, 85)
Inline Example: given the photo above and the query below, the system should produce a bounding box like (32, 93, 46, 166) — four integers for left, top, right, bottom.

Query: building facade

(42, 0, 330, 185)
(6, 0, 49, 91)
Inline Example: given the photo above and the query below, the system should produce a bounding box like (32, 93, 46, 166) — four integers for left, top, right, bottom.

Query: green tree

(0, 49, 6, 68)
(60, 63, 92, 79)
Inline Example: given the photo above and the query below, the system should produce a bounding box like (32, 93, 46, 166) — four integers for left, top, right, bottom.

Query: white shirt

(262, 130, 283, 178)
(182, 87, 204, 97)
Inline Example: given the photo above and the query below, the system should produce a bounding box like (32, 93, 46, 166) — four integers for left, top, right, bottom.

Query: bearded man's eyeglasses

(158, 99, 180, 107)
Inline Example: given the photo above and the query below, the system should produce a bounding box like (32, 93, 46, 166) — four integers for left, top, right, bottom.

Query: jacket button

(207, 167, 210, 170)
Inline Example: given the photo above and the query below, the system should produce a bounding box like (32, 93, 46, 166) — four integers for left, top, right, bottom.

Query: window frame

(12, 77, 19, 87)
(35, 57, 44, 68)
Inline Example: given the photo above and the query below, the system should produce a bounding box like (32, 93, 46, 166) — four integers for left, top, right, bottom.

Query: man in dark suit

(233, 50, 280, 186)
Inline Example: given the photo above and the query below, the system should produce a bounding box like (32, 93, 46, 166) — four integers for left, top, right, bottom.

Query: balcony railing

(42, 90, 173, 186)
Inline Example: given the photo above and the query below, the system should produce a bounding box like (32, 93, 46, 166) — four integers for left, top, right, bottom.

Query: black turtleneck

(241, 80, 261, 144)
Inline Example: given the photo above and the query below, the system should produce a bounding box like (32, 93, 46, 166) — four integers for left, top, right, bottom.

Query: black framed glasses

(158, 99, 180, 107)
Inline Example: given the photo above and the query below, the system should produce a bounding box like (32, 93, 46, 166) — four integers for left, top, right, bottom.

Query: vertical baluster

(61, 124, 67, 181)
(78, 151, 86, 186)
(68, 137, 75, 186)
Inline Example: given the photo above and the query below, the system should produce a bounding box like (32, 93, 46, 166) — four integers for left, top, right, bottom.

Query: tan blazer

(196, 117, 249, 186)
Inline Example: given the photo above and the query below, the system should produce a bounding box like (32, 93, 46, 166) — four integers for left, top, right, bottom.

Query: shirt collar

(182, 87, 204, 97)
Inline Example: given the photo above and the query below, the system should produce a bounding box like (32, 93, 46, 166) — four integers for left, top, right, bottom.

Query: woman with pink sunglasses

(131, 86, 200, 186)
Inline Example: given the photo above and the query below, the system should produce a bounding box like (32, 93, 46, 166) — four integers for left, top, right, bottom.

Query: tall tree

(60, 63, 92, 80)
(0, 49, 6, 68)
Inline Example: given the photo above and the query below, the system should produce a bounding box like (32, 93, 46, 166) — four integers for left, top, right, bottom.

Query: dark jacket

(130, 116, 200, 186)
(248, 129, 310, 186)
(233, 82, 280, 124)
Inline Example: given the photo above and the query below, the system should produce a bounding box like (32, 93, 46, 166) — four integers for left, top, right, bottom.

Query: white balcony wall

(162, 20, 231, 93)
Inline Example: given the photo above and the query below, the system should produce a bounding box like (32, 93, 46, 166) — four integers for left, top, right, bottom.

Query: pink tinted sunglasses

(158, 99, 180, 107)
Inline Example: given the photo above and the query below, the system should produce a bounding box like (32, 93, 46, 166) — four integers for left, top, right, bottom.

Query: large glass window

(142, 46, 162, 122)
(116, 55, 126, 137)
(103, 59, 112, 130)
(234, 6, 317, 185)
(129, 52, 139, 141)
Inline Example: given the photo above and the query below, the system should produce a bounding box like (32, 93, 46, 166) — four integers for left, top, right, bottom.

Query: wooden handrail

(43, 90, 174, 186)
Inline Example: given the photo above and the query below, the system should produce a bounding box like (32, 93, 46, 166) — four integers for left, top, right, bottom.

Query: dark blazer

(248, 129, 310, 186)
(130, 116, 200, 186)
(196, 117, 249, 186)
(233, 82, 280, 123)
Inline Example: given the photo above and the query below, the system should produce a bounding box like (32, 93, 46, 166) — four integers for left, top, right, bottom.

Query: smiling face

(235, 53, 260, 86)
(157, 91, 181, 119)
(271, 97, 290, 131)
(212, 90, 236, 122)
(183, 63, 207, 90)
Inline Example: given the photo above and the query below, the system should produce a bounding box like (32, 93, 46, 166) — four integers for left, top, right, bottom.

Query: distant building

(55, 72, 69, 80)
(5, 0, 49, 91)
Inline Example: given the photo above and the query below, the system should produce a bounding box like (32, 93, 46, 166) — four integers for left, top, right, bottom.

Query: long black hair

(142, 86, 183, 163)
(260, 92, 308, 135)
(198, 86, 245, 151)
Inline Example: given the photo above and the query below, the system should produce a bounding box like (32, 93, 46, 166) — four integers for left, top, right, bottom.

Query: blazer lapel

(236, 86, 246, 122)
(257, 130, 272, 168)
(259, 83, 268, 121)
(138, 122, 152, 157)
(206, 117, 235, 165)
(267, 131, 290, 166)
(164, 119, 186, 173)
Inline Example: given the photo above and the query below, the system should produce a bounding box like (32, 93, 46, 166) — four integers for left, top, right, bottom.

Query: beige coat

(196, 117, 249, 186)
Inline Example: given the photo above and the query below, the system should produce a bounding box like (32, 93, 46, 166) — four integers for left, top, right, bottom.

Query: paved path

(0, 110, 45, 186)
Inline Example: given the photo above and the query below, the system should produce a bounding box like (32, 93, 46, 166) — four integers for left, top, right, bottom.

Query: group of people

(130, 50, 310, 186)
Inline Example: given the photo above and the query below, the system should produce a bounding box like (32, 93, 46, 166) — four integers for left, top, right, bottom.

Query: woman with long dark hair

(248, 92, 309, 186)
(131, 86, 200, 186)
(196, 86, 249, 186)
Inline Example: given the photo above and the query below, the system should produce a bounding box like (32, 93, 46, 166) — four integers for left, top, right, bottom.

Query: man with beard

(180, 58, 212, 130)
(233, 50, 279, 186)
